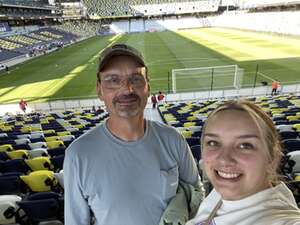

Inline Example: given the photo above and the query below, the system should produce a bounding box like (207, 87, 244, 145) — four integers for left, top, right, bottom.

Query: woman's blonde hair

(201, 100, 283, 184)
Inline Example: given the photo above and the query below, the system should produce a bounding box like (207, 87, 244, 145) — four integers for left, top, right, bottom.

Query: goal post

(171, 65, 244, 93)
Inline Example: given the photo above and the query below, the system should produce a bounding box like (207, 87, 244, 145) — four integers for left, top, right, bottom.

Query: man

(271, 80, 279, 95)
(64, 44, 200, 225)
(158, 91, 165, 105)
(19, 99, 27, 113)
(151, 93, 158, 109)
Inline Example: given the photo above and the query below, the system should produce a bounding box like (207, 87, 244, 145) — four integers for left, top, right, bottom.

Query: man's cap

(98, 44, 146, 72)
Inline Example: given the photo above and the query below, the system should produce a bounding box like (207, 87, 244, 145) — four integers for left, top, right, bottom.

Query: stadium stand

(0, 27, 78, 61)
(82, 0, 220, 17)
(53, 20, 104, 37)
(1, 0, 300, 223)
(0, 108, 108, 224)
(0, 0, 52, 8)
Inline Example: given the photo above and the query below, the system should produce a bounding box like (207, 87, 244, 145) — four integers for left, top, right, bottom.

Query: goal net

(171, 65, 244, 93)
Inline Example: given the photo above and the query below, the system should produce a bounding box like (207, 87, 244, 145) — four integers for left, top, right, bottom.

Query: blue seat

(0, 159, 31, 174)
(17, 198, 63, 225)
(279, 131, 298, 140)
(186, 137, 200, 148)
(51, 155, 65, 172)
(282, 139, 300, 153)
(190, 145, 201, 162)
(0, 174, 26, 195)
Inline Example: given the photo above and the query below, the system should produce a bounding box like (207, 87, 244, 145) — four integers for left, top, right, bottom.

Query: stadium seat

(51, 155, 64, 172)
(30, 132, 45, 140)
(47, 149, 65, 158)
(0, 195, 22, 225)
(276, 124, 294, 132)
(29, 142, 47, 150)
(7, 150, 29, 160)
(0, 175, 26, 195)
(0, 159, 31, 174)
(282, 139, 300, 153)
(0, 144, 13, 152)
(279, 131, 298, 140)
(0, 152, 9, 161)
(186, 137, 200, 148)
(14, 138, 30, 146)
(17, 198, 63, 225)
(25, 157, 53, 171)
(16, 134, 31, 140)
(27, 148, 49, 159)
(190, 145, 201, 162)
(54, 171, 64, 189)
(287, 151, 300, 173)
(20, 171, 57, 192)
(44, 136, 60, 142)
(46, 141, 65, 150)
(56, 131, 71, 136)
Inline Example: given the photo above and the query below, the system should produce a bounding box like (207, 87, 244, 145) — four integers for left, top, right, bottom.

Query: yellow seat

(25, 156, 53, 171)
(46, 140, 65, 149)
(1, 126, 12, 132)
(56, 131, 71, 136)
(295, 175, 300, 181)
(20, 170, 57, 192)
(31, 127, 42, 132)
(292, 124, 300, 131)
(20, 126, 32, 133)
(43, 129, 56, 135)
(287, 115, 299, 121)
(186, 116, 197, 121)
(0, 144, 13, 152)
(181, 130, 193, 138)
(44, 136, 60, 142)
(40, 119, 49, 124)
(7, 150, 29, 159)
(74, 124, 84, 129)
(183, 122, 196, 127)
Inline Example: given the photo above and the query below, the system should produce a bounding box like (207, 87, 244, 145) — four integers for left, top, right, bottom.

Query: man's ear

(96, 80, 103, 100)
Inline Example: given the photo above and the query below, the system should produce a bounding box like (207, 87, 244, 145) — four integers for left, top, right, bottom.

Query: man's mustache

(113, 93, 140, 104)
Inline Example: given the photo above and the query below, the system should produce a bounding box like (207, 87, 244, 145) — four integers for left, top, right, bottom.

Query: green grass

(1, 27, 300, 103)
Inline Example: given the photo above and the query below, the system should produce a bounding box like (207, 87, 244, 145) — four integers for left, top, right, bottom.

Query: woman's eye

(206, 140, 218, 148)
(239, 143, 254, 150)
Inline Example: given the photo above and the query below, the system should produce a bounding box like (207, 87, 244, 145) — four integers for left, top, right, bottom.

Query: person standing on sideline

(63, 44, 201, 225)
(151, 93, 157, 109)
(157, 91, 165, 106)
(271, 80, 279, 95)
(19, 99, 27, 113)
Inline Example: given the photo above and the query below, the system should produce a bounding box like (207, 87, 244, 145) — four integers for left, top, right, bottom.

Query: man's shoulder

(148, 120, 180, 136)
(65, 124, 105, 154)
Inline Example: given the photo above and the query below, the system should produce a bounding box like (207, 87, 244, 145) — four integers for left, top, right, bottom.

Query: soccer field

(1, 27, 300, 103)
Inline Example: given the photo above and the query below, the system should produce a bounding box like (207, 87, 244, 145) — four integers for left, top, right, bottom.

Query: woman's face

(202, 109, 271, 201)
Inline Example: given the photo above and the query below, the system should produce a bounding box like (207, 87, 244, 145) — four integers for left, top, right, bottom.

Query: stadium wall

(1, 83, 300, 116)
(110, 17, 206, 33)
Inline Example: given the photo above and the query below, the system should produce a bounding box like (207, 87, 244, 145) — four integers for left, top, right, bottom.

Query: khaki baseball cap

(98, 44, 146, 72)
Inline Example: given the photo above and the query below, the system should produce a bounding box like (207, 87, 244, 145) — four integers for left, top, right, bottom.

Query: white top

(186, 182, 300, 225)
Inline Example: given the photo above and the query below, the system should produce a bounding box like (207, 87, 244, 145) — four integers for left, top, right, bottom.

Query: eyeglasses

(99, 73, 147, 89)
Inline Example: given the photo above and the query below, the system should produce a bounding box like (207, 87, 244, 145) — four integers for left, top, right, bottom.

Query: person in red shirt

(19, 99, 27, 113)
(151, 94, 157, 109)
(157, 91, 165, 106)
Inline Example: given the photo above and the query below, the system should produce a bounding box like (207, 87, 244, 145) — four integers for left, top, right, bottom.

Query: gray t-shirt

(64, 119, 199, 225)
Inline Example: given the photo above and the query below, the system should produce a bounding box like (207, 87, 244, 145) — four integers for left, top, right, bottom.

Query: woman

(186, 100, 300, 225)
